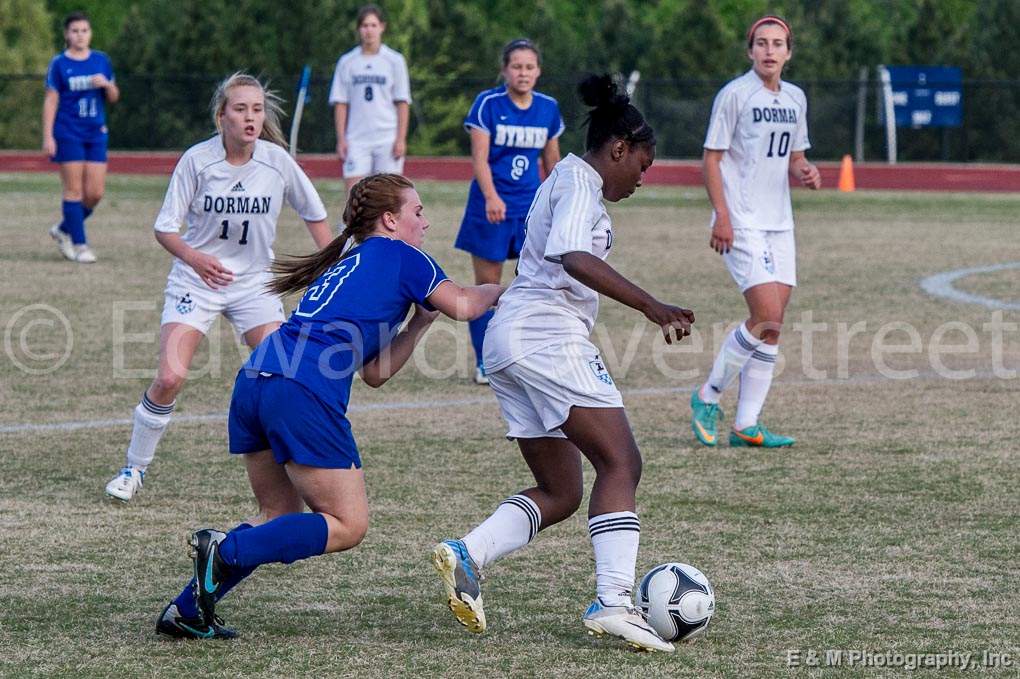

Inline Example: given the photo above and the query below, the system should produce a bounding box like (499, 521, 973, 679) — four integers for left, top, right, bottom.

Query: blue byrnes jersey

(246, 237, 448, 412)
(464, 86, 564, 218)
(46, 51, 115, 139)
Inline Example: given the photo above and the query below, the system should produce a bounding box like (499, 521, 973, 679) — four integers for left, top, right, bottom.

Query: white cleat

(72, 245, 97, 263)
(473, 365, 490, 385)
(105, 466, 144, 502)
(49, 223, 75, 260)
(582, 599, 675, 653)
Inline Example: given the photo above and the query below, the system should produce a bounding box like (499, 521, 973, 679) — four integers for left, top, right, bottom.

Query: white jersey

(328, 44, 411, 147)
(484, 154, 613, 373)
(154, 135, 327, 284)
(704, 69, 810, 232)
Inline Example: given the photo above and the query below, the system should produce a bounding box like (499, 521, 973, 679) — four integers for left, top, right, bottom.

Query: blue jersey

(464, 86, 564, 218)
(46, 51, 115, 139)
(246, 237, 447, 412)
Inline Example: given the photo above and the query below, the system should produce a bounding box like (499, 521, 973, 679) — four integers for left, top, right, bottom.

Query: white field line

(0, 368, 1010, 436)
(919, 262, 1020, 311)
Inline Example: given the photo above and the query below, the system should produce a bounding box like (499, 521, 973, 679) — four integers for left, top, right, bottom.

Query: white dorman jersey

(154, 136, 327, 284)
(328, 45, 411, 147)
(483, 154, 613, 373)
(704, 69, 810, 232)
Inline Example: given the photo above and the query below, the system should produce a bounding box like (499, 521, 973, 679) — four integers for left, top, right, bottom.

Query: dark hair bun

(578, 74, 629, 110)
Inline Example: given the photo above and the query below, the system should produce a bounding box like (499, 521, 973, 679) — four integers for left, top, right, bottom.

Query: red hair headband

(746, 16, 791, 46)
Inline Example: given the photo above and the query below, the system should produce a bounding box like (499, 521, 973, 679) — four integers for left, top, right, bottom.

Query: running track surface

(2, 151, 1019, 192)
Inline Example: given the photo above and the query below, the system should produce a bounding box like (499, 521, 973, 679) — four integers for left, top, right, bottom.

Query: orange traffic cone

(838, 154, 855, 192)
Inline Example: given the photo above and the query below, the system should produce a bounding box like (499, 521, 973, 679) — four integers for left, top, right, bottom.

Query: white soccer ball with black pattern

(637, 562, 715, 642)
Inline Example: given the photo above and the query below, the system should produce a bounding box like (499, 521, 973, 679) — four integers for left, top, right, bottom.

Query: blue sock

(468, 309, 494, 368)
(172, 522, 254, 618)
(82, 206, 93, 220)
(219, 513, 329, 568)
(61, 200, 86, 245)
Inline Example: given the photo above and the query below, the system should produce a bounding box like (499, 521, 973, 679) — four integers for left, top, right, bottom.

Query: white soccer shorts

(487, 339, 624, 440)
(160, 270, 284, 336)
(342, 139, 405, 178)
(723, 228, 797, 292)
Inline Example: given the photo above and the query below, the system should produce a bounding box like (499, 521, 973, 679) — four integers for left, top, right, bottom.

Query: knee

(83, 190, 104, 209)
(150, 373, 185, 400)
(748, 317, 784, 343)
(605, 451, 642, 487)
(327, 514, 368, 552)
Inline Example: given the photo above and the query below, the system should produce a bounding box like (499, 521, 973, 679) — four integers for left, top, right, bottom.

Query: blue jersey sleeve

(399, 244, 448, 307)
(45, 56, 62, 91)
(548, 99, 565, 140)
(101, 52, 115, 82)
(464, 90, 492, 134)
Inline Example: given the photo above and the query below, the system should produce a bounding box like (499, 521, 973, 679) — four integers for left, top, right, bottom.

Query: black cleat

(156, 602, 237, 640)
(189, 529, 234, 624)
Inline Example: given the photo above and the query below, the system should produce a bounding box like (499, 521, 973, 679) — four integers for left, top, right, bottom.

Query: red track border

(2, 151, 1018, 192)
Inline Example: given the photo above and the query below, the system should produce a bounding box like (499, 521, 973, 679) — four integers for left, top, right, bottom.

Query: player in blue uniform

(156, 173, 504, 639)
(42, 11, 119, 263)
(455, 39, 563, 384)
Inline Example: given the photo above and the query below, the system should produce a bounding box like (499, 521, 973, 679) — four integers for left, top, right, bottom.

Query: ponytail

(578, 74, 655, 152)
(269, 174, 414, 297)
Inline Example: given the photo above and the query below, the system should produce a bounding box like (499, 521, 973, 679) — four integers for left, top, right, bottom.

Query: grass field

(1, 172, 1018, 678)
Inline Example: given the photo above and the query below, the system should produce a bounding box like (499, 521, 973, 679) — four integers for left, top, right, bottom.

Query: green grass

(1, 173, 1018, 677)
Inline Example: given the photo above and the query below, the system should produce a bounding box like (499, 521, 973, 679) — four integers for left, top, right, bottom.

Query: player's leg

(691, 230, 766, 445)
(82, 159, 107, 220)
(469, 256, 502, 383)
(561, 406, 673, 652)
(106, 322, 205, 501)
(52, 158, 88, 261)
(731, 280, 794, 447)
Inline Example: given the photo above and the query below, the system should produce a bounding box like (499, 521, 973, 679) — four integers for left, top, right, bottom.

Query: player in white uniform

(105, 73, 333, 501)
(430, 76, 695, 653)
(690, 16, 822, 449)
(329, 4, 411, 189)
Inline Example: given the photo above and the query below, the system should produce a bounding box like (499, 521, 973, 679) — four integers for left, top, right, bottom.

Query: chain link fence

(3, 73, 1019, 162)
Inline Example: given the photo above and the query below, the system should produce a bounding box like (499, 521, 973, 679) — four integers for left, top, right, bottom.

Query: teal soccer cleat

(690, 389, 723, 447)
(729, 423, 795, 448)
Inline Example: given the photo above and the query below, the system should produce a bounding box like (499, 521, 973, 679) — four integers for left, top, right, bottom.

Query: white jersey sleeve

(790, 85, 811, 152)
(704, 85, 741, 151)
(328, 56, 350, 105)
(154, 150, 199, 233)
(275, 149, 328, 222)
(392, 52, 411, 104)
(544, 170, 598, 262)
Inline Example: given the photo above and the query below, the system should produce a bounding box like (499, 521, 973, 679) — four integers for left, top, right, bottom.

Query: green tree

(0, 0, 54, 147)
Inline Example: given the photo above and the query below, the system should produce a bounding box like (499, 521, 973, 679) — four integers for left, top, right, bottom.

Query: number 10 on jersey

(219, 219, 250, 245)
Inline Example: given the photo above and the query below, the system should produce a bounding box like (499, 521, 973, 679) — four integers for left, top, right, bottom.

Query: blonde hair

(210, 72, 287, 149)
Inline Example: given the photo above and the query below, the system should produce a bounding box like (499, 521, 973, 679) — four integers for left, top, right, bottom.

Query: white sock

(461, 494, 541, 569)
(734, 343, 778, 430)
(125, 393, 175, 470)
(588, 511, 640, 607)
(701, 322, 762, 404)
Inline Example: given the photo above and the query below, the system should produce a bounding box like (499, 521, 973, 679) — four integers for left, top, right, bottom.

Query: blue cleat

(430, 539, 486, 633)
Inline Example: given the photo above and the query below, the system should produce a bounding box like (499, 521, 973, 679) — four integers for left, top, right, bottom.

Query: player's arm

(92, 74, 119, 103)
(703, 149, 733, 254)
(41, 89, 58, 156)
(560, 251, 694, 344)
(788, 151, 821, 189)
(333, 103, 348, 159)
(540, 137, 561, 178)
(393, 101, 409, 159)
(469, 128, 505, 223)
(359, 304, 438, 388)
(426, 279, 504, 321)
(305, 219, 334, 249)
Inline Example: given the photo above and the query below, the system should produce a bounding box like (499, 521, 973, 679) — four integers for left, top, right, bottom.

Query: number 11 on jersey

(219, 219, 250, 245)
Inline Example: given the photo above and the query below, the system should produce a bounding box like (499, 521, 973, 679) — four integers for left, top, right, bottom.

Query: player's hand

(42, 136, 56, 157)
(186, 251, 234, 289)
(799, 162, 822, 190)
(92, 74, 111, 89)
(485, 194, 507, 223)
(392, 139, 406, 160)
(336, 139, 348, 162)
(709, 215, 734, 254)
(643, 300, 695, 344)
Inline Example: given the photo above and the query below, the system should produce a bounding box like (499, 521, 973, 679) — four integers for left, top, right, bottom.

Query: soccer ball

(637, 562, 715, 642)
